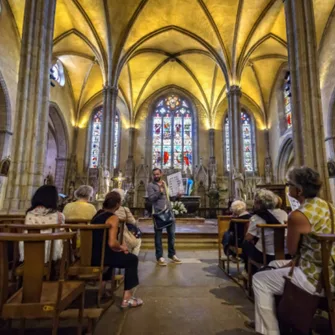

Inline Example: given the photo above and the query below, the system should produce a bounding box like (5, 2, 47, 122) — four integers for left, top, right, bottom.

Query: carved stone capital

(227, 85, 242, 98)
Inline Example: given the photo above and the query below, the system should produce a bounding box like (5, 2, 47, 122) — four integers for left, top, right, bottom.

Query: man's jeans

(154, 222, 176, 260)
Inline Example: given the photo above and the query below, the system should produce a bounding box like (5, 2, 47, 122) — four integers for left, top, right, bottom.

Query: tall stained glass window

(89, 108, 120, 169)
(152, 95, 193, 172)
(284, 72, 292, 129)
(225, 111, 255, 172)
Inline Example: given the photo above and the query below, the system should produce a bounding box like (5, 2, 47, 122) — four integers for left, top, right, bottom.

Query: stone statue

(327, 160, 335, 178)
(265, 156, 273, 184)
(0, 156, 10, 176)
(68, 181, 75, 200)
(44, 170, 54, 185)
(232, 168, 245, 200)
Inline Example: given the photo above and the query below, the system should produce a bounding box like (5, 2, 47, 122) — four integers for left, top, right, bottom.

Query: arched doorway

(277, 136, 294, 183)
(45, 104, 69, 193)
(0, 72, 12, 209)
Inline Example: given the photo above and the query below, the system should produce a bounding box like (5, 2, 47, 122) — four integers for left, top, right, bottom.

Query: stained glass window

(225, 111, 255, 172)
(284, 72, 292, 129)
(90, 108, 103, 168)
(113, 114, 119, 167)
(89, 108, 120, 169)
(152, 95, 193, 172)
(51, 60, 65, 86)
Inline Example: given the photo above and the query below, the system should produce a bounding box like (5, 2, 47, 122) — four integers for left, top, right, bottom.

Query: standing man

(147, 168, 182, 266)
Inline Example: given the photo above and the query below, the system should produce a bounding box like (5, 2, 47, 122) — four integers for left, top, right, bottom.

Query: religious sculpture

(44, 170, 54, 186)
(327, 159, 335, 178)
(67, 181, 75, 200)
(232, 168, 245, 200)
(0, 156, 10, 177)
(114, 171, 125, 189)
(265, 156, 273, 184)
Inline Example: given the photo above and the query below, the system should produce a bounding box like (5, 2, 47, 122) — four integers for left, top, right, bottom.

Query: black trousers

(103, 250, 139, 290)
(241, 240, 275, 274)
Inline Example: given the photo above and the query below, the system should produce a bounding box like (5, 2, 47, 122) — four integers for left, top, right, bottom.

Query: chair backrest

(63, 224, 109, 267)
(65, 219, 91, 225)
(256, 224, 288, 265)
(217, 216, 232, 260)
(0, 232, 75, 311)
(231, 219, 250, 247)
(312, 233, 335, 309)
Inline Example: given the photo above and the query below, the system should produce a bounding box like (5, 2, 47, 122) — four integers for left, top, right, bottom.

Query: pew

(0, 231, 85, 335)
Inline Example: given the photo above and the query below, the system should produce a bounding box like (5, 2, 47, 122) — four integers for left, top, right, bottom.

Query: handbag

(126, 223, 142, 239)
(153, 207, 174, 230)
(152, 182, 174, 230)
(277, 202, 334, 334)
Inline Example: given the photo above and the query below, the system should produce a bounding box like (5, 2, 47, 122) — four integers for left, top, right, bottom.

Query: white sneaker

(169, 255, 182, 264)
(157, 257, 167, 266)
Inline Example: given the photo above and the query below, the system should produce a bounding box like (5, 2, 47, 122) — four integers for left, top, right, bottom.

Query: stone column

(227, 86, 243, 172)
(125, 127, 136, 182)
(227, 86, 243, 199)
(3, 0, 56, 212)
(284, 0, 330, 199)
(101, 86, 118, 174)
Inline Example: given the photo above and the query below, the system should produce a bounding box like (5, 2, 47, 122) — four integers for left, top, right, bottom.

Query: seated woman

(63, 185, 96, 220)
(20, 185, 64, 262)
(63, 185, 97, 248)
(91, 191, 143, 309)
(221, 200, 251, 261)
(251, 167, 335, 334)
(112, 188, 142, 256)
(241, 189, 288, 277)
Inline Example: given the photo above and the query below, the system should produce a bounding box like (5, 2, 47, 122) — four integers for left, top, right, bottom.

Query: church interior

(1, 0, 335, 334)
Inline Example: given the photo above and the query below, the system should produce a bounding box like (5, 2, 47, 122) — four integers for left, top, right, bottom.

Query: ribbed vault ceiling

(6, 0, 335, 127)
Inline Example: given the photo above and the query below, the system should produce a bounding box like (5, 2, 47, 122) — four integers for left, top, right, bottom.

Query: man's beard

(154, 177, 161, 182)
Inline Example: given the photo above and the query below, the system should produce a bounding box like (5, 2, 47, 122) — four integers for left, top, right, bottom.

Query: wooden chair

(226, 219, 250, 274)
(247, 224, 287, 297)
(217, 215, 232, 270)
(4, 223, 64, 282)
(313, 233, 335, 334)
(0, 231, 85, 335)
(63, 224, 110, 308)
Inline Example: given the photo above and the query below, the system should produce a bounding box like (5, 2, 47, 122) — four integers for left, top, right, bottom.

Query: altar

(144, 195, 201, 216)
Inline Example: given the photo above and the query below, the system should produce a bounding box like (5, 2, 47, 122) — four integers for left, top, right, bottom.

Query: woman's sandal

(120, 297, 143, 309)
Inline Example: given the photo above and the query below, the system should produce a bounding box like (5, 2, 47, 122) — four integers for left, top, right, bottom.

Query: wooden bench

(0, 231, 85, 335)
(247, 223, 287, 297)
(217, 215, 232, 270)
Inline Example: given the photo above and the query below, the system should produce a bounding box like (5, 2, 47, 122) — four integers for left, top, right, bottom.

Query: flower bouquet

(171, 201, 187, 216)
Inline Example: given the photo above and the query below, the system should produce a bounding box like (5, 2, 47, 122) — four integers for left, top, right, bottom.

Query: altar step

(138, 222, 218, 250)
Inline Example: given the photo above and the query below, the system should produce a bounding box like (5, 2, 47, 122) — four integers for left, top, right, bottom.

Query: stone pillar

(284, 0, 330, 199)
(209, 128, 215, 159)
(55, 158, 69, 193)
(227, 86, 243, 200)
(100, 86, 118, 174)
(3, 0, 56, 212)
(125, 127, 136, 182)
(227, 86, 243, 172)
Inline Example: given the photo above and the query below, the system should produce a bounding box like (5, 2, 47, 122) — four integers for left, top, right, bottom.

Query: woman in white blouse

(19, 185, 64, 262)
(241, 189, 288, 278)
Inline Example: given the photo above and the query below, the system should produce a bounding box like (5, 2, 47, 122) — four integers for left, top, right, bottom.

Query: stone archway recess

(0, 71, 12, 161)
(276, 136, 294, 183)
(49, 103, 69, 193)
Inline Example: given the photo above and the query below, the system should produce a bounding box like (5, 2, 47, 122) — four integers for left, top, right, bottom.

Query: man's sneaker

(157, 257, 167, 266)
(169, 255, 182, 264)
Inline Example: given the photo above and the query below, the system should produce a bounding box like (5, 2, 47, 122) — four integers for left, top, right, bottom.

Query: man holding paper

(147, 168, 182, 266)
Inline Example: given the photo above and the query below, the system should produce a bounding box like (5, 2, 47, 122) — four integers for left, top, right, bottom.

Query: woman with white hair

(63, 185, 97, 220)
(63, 185, 97, 248)
(222, 200, 251, 261)
(241, 189, 288, 277)
(112, 188, 142, 256)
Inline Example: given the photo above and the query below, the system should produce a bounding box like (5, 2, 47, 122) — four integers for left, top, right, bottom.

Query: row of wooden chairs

(0, 217, 122, 334)
(217, 215, 335, 333)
